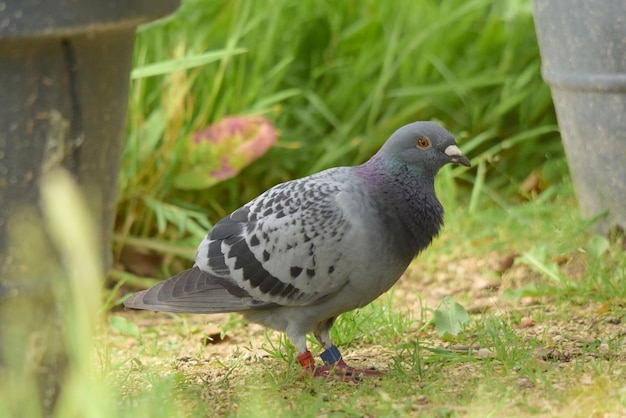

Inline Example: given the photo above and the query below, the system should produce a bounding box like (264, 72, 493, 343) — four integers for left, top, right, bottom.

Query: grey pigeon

(124, 121, 470, 380)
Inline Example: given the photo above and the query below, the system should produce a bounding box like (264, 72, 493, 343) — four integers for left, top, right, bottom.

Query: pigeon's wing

(123, 266, 278, 313)
(195, 168, 363, 307)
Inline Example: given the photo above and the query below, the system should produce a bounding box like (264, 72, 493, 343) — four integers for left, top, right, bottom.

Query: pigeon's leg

(311, 318, 381, 381)
(287, 328, 317, 371)
(313, 317, 336, 350)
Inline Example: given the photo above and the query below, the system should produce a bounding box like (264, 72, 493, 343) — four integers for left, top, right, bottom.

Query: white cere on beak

(444, 144, 471, 167)
(444, 145, 464, 158)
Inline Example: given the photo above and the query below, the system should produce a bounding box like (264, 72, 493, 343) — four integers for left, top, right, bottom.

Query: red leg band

(297, 350, 316, 368)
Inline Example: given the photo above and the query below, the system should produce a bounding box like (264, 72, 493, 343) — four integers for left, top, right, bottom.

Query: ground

(106, 250, 626, 417)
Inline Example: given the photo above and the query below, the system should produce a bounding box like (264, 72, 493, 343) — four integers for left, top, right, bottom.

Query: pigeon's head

(379, 122, 470, 176)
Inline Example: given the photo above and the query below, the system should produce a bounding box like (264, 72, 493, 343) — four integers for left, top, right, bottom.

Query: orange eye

(416, 136, 431, 149)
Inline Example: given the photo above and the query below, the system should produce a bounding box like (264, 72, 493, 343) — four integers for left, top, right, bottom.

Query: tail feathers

(123, 266, 274, 314)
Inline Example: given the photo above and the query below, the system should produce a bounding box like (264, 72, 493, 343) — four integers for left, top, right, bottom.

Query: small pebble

(598, 342, 610, 356)
(477, 348, 494, 358)
(519, 317, 535, 328)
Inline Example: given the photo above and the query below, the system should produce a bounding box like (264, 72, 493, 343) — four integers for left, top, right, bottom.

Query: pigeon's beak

(444, 145, 471, 167)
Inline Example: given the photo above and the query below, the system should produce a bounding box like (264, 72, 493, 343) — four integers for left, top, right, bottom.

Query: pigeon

(124, 121, 470, 380)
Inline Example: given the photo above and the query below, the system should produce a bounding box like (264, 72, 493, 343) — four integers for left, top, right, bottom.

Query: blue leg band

(320, 345, 342, 364)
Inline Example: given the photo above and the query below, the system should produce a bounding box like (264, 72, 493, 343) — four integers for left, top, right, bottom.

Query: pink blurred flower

(175, 116, 278, 189)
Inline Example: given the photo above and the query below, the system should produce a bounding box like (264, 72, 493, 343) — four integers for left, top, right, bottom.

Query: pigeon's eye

(416, 137, 431, 149)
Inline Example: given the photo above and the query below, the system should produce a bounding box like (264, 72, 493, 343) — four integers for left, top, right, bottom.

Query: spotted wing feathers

(195, 169, 357, 307)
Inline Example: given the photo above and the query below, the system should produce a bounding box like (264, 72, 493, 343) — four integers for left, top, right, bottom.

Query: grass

(3, 0, 626, 416)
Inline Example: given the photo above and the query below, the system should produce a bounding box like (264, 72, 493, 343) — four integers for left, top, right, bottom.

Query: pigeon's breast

(331, 184, 416, 304)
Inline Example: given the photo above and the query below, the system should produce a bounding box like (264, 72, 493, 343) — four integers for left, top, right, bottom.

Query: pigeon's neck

(357, 156, 444, 256)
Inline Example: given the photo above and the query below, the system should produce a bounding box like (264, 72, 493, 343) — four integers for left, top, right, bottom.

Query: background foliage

(116, 0, 562, 279)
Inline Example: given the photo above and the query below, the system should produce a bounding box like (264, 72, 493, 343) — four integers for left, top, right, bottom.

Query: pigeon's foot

(312, 359, 381, 382)
(297, 350, 381, 382)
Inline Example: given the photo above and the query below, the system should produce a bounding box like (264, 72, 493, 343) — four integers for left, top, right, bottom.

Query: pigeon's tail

(123, 266, 264, 314)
